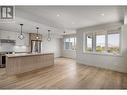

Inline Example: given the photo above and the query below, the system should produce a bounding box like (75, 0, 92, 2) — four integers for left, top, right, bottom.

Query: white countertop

(6, 53, 54, 57)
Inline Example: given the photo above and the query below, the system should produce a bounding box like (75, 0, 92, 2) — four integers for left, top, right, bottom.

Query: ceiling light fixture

(101, 13, 105, 16)
(72, 22, 75, 24)
(18, 24, 24, 40)
(57, 14, 60, 17)
(63, 31, 66, 35)
(36, 27, 39, 40)
(47, 30, 51, 41)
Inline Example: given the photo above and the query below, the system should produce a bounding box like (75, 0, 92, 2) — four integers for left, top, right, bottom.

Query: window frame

(83, 29, 121, 56)
(85, 33, 93, 52)
(95, 31, 107, 53)
(64, 38, 70, 50)
(107, 30, 121, 55)
(64, 37, 76, 51)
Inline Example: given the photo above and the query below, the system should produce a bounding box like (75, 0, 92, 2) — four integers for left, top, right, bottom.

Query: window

(64, 37, 76, 50)
(84, 30, 121, 55)
(96, 33, 106, 53)
(107, 32, 120, 54)
(64, 38, 70, 50)
(85, 34, 93, 52)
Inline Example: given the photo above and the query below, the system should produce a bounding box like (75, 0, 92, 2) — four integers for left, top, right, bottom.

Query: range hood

(0, 39, 16, 44)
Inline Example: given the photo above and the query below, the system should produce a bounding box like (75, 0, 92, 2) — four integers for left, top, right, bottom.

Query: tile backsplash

(0, 43, 28, 52)
(0, 43, 14, 52)
(13, 45, 29, 52)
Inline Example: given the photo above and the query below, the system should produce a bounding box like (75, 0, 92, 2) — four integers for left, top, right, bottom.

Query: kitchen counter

(6, 53, 53, 57)
(6, 53, 54, 75)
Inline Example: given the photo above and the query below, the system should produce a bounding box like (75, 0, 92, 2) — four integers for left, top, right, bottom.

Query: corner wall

(61, 34, 76, 59)
(42, 38, 61, 58)
(76, 22, 127, 73)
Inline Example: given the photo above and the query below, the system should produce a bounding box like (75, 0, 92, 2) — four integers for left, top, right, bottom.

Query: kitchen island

(6, 53, 54, 75)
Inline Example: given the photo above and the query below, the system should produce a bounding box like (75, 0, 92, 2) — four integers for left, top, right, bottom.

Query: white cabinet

(0, 30, 29, 46)
(0, 30, 16, 40)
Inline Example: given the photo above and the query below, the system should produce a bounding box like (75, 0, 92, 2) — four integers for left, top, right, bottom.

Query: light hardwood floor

(0, 58, 127, 89)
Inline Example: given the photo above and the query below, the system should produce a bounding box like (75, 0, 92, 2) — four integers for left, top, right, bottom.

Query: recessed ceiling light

(101, 13, 105, 16)
(57, 14, 60, 17)
(72, 22, 75, 24)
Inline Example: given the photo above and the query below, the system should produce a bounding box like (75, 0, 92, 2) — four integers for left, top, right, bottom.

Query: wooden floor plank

(0, 58, 127, 89)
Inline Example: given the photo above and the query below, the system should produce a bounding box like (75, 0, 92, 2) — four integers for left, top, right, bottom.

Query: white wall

(124, 7, 127, 24)
(76, 22, 127, 73)
(42, 38, 61, 57)
(61, 34, 76, 59)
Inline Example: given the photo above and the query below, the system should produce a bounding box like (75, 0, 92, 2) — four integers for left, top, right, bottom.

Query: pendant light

(63, 31, 66, 34)
(47, 30, 51, 41)
(18, 24, 24, 40)
(36, 27, 39, 40)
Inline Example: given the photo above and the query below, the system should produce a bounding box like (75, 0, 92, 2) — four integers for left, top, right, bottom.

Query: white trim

(83, 29, 121, 56)
(85, 33, 93, 52)
(64, 36, 76, 51)
(83, 51, 122, 57)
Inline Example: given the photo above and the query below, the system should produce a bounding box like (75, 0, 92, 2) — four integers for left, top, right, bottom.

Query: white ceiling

(0, 6, 126, 36)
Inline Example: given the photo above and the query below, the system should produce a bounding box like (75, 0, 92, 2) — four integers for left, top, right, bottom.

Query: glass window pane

(65, 42, 70, 49)
(96, 34, 106, 52)
(64, 38, 70, 42)
(64, 37, 76, 50)
(70, 37, 75, 50)
(74, 37, 76, 50)
(64, 38, 70, 50)
(107, 33, 120, 54)
(86, 34, 93, 51)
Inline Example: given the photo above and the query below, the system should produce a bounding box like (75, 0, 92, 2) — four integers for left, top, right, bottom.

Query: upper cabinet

(0, 30, 16, 40)
(0, 30, 29, 46)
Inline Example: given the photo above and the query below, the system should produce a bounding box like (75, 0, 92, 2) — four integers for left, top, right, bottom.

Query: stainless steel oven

(0, 52, 12, 68)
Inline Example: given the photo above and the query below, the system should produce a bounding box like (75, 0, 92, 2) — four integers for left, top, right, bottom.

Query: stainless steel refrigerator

(31, 40, 42, 53)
